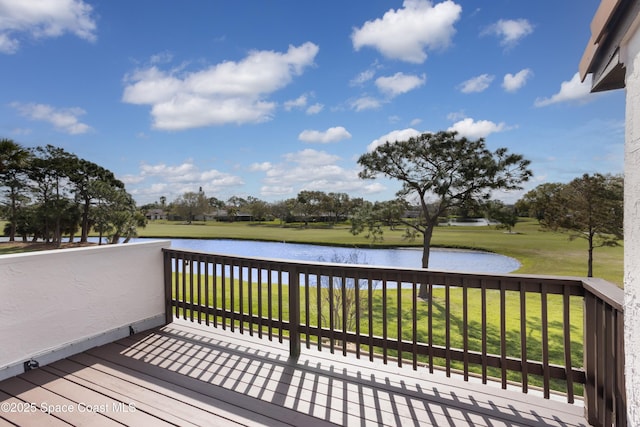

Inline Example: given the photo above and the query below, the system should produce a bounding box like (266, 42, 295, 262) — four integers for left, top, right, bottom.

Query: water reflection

(141, 238, 520, 273)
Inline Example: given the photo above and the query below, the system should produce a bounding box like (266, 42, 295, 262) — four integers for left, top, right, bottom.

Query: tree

(270, 199, 296, 224)
(515, 183, 564, 222)
(350, 199, 408, 241)
(0, 139, 31, 241)
(356, 131, 532, 297)
(225, 195, 247, 221)
(246, 196, 269, 221)
(484, 200, 519, 233)
(28, 145, 79, 247)
(69, 158, 124, 243)
(173, 189, 208, 222)
(295, 190, 326, 225)
(540, 173, 623, 277)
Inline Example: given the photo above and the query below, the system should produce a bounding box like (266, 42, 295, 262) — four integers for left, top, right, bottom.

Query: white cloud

(11, 102, 92, 134)
(446, 110, 466, 121)
(0, 0, 96, 54)
(367, 128, 422, 151)
(447, 118, 508, 139)
(306, 103, 324, 115)
(249, 162, 272, 172)
(482, 19, 534, 48)
(502, 68, 532, 92)
(256, 148, 375, 197)
(129, 160, 245, 203)
(299, 126, 352, 143)
(260, 185, 294, 197)
(284, 94, 307, 111)
(351, 0, 462, 63)
(350, 96, 382, 112)
(350, 69, 376, 86)
(375, 72, 426, 97)
(122, 42, 319, 130)
(282, 149, 341, 166)
(534, 73, 594, 107)
(458, 74, 494, 93)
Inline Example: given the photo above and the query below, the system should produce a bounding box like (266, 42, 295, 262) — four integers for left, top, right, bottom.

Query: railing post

(583, 292, 598, 425)
(288, 267, 301, 360)
(163, 249, 173, 325)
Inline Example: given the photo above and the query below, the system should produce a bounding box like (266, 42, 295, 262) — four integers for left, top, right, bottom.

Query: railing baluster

(462, 280, 468, 381)
(304, 269, 310, 349)
(397, 277, 402, 367)
(368, 276, 374, 362)
(204, 256, 210, 326)
(316, 271, 322, 351)
(257, 263, 262, 338)
(221, 257, 227, 330)
(445, 276, 451, 377)
(563, 285, 573, 402)
(428, 279, 434, 374)
(520, 281, 528, 393)
(248, 264, 253, 336)
(342, 272, 347, 357)
(412, 273, 418, 371)
(329, 273, 335, 353)
(355, 272, 361, 359)
(382, 272, 388, 364)
(181, 255, 187, 320)
(500, 280, 507, 388)
(278, 269, 283, 343)
(605, 305, 614, 427)
(481, 279, 487, 384)
(267, 266, 273, 341)
(238, 263, 243, 334)
(541, 283, 550, 398)
(189, 255, 194, 322)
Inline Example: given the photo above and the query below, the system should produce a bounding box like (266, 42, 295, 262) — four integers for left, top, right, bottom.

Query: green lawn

(140, 218, 623, 286)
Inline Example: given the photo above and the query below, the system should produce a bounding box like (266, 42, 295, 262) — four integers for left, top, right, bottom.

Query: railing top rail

(581, 277, 624, 310)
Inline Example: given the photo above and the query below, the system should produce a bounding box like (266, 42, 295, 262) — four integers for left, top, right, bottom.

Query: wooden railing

(162, 248, 626, 426)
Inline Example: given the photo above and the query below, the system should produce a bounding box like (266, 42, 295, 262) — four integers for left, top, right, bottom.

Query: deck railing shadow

(163, 247, 625, 427)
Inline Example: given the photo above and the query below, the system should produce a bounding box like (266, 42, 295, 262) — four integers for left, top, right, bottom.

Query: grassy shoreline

(139, 218, 623, 286)
(0, 217, 623, 285)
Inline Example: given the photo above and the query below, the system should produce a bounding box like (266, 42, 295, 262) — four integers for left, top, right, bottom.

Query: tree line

(0, 139, 144, 246)
(143, 189, 368, 225)
(2, 131, 623, 280)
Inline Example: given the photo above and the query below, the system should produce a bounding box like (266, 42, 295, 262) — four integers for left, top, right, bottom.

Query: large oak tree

(356, 131, 532, 297)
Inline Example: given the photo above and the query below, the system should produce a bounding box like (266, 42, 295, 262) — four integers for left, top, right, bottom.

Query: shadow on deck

(0, 319, 586, 427)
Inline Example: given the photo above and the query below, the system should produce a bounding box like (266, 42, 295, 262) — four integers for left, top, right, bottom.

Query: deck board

(0, 319, 588, 426)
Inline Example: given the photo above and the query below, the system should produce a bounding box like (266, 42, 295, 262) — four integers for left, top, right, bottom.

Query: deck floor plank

(0, 319, 589, 426)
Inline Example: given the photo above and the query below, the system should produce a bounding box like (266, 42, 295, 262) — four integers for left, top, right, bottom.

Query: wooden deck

(0, 319, 587, 426)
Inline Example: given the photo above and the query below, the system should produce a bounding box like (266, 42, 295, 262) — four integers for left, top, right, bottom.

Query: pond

(136, 238, 520, 274)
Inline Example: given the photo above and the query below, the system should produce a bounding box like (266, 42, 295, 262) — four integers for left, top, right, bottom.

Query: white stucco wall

(0, 240, 170, 381)
(622, 24, 640, 426)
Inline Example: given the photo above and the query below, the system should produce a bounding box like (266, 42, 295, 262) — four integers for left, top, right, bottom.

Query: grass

(138, 218, 623, 286)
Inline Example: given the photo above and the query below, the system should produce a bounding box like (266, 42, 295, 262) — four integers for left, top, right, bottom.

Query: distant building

(145, 209, 167, 220)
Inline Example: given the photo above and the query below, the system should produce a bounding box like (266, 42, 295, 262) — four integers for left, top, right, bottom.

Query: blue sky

(0, 0, 625, 206)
